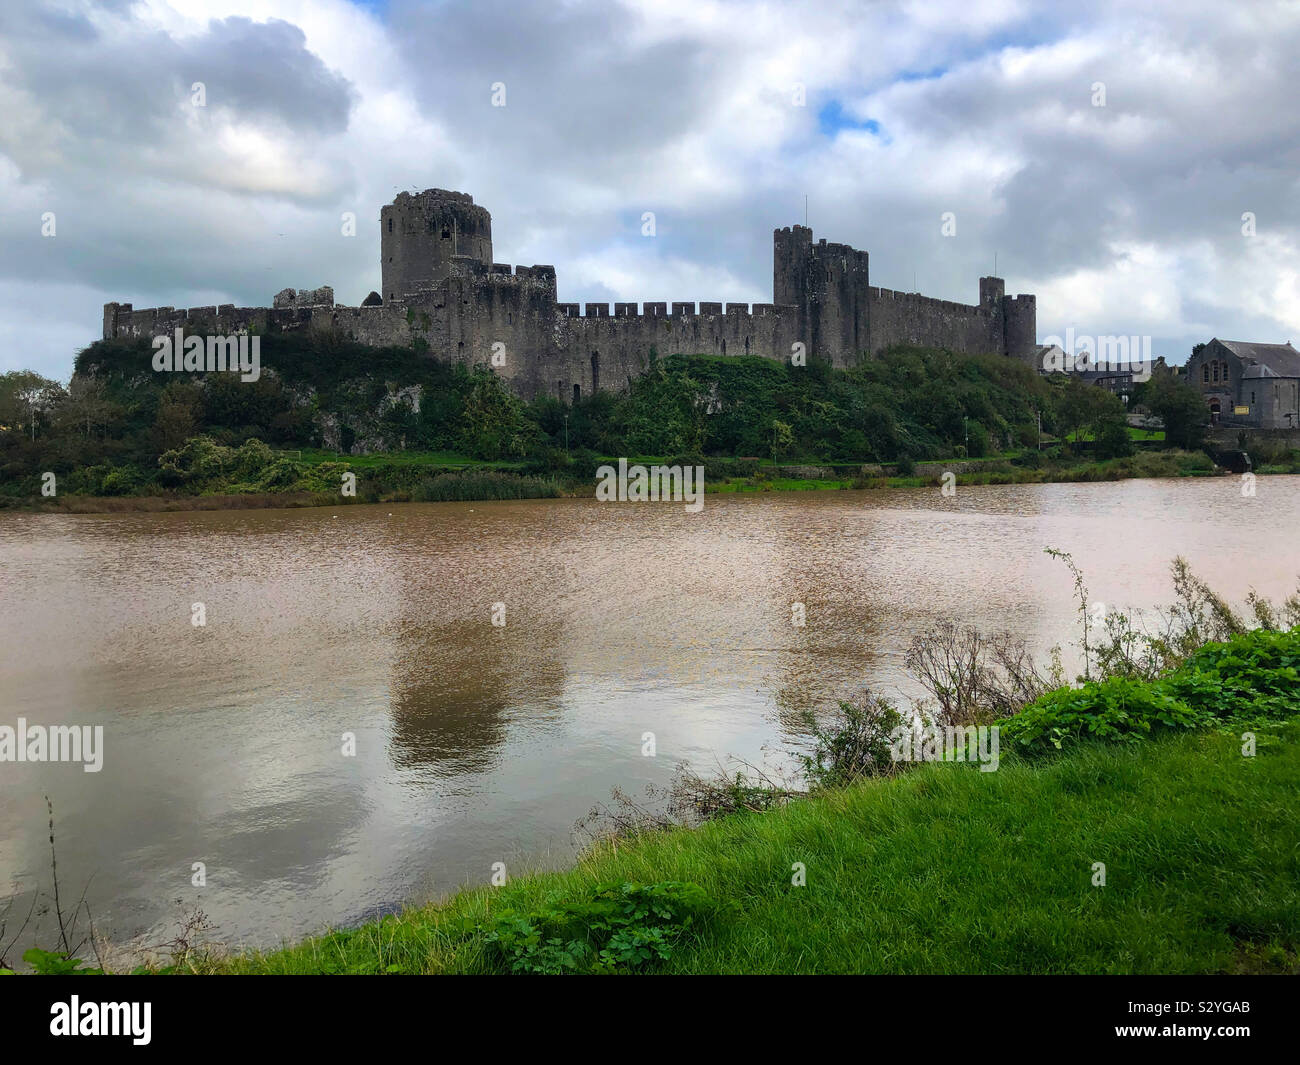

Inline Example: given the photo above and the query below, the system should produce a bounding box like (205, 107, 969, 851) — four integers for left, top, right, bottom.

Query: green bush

(1161, 627, 1300, 722)
(1002, 675, 1205, 752)
(476, 881, 719, 974)
(19, 948, 102, 975)
(1003, 626, 1300, 753)
(798, 695, 905, 788)
(99, 465, 144, 496)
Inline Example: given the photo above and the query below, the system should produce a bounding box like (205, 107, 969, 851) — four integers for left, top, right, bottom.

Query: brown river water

(1, 476, 1297, 961)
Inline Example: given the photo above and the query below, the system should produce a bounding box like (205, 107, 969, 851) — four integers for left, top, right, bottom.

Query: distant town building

(1188, 339, 1300, 428)
(1039, 346, 1174, 404)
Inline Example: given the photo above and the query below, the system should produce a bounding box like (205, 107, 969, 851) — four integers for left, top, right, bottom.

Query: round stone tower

(1002, 293, 1037, 366)
(380, 189, 493, 304)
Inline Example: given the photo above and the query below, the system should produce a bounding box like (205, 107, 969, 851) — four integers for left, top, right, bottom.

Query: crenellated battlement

(104, 186, 1038, 400)
(869, 287, 994, 317)
(547, 299, 794, 322)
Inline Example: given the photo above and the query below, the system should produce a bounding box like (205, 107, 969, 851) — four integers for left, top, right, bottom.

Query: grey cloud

(0, 7, 356, 164)
(3, 0, 1300, 380)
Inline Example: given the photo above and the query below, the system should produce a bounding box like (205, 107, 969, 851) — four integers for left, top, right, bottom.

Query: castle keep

(104, 189, 1038, 400)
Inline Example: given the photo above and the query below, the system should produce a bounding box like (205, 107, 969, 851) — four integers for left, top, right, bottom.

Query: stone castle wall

(866, 287, 1002, 357)
(104, 188, 1038, 400)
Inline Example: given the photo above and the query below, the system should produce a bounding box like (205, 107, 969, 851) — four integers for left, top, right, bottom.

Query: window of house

(1212, 363, 1219, 382)
(1203, 364, 1210, 383)
(387, 219, 393, 233)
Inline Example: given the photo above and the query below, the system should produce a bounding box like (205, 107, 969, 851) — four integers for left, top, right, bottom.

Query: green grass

(192, 722, 1299, 975)
(1070, 427, 1166, 443)
(713, 477, 852, 492)
(410, 470, 561, 501)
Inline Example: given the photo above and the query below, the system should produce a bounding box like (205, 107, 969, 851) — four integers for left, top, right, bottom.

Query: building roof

(1212, 339, 1300, 377)
(1075, 369, 1133, 381)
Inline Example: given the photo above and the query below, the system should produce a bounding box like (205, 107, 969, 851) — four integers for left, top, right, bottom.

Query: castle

(103, 189, 1037, 400)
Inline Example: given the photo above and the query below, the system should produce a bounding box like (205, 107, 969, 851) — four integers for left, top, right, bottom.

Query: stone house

(1187, 339, 1300, 429)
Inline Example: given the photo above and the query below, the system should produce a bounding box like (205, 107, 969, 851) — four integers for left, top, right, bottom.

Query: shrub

(1002, 626, 1300, 753)
(476, 881, 718, 974)
(99, 465, 144, 496)
(1001, 675, 1206, 753)
(797, 694, 906, 788)
(1161, 627, 1300, 722)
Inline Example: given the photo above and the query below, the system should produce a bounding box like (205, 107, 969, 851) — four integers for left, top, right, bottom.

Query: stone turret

(773, 225, 870, 366)
(380, 189, 493, 305)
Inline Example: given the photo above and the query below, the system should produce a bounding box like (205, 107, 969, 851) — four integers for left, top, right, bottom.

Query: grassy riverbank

(10, 560, 1297, 976)
(189, 722, 1299, 975)
(179, 601, 1300, 976)
(9, 341, 1296, 511)
(1, 446, 1269, 513)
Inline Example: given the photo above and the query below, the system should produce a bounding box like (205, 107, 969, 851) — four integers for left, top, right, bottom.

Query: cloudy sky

(2, 0, 1299, 380)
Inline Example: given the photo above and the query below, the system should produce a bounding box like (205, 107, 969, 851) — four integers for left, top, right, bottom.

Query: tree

(152, 381, 200, 453)
(1145, 375, 1207, 450)
(59, 374, 120, 440)
(1056, 378, 1105, 452)
(770, 418, 793, 460)
(1094, 417, 1135, 459)
(0, 370, 64, 440)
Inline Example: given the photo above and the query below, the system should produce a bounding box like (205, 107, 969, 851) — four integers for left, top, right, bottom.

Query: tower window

(441, 228, 451, 239)
(388, 218, 393, 233)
